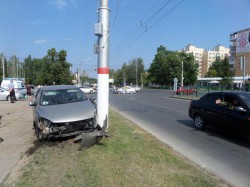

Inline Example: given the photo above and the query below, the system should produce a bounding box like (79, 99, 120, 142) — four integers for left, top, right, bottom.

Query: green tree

(23, 48, 72, 85)
(114, 58, 145, 86)
(206, 57, 233, 84)
(148, 45, 198, 86)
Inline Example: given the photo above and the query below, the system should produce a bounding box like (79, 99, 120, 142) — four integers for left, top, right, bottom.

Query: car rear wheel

(194, 115, 206, 130)
(6, 95, 10, 101)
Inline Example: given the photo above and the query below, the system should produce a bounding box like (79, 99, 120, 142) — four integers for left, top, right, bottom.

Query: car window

(40, 88, 88, 106)
(239, 94, 250, 109)
(223, 95, 242, 109)
(203, 94, 223, 107)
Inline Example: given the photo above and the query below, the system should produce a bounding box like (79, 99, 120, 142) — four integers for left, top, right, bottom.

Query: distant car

(0, 86, 24, 101)
(29, 85, 96, 140)
(117, 86, 136, 94)
(189, 92, 250, 143)
(79, 86, 95, 94)
(176, 86, 196, 95)
(1, 79, 27, 97)
(131, 86, 141, 92)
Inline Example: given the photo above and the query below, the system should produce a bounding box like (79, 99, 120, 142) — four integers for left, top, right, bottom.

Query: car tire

(35, 126, 43, 142)
(194, 115, 206, 130)
(6, 95, 10, 101)
(247, 131, 250, 144)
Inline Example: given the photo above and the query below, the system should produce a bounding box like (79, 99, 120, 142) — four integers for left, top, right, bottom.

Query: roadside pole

(95, 0, 110, 129)
(1, 54, 5, 79)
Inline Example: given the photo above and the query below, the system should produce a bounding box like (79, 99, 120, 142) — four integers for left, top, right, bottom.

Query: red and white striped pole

(96, 0, 110, 130)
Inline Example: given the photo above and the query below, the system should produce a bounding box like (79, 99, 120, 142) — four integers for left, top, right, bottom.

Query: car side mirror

(29, 100, 37, 106)
(235, 106, 246, 112)
(89, 96, 96, 102)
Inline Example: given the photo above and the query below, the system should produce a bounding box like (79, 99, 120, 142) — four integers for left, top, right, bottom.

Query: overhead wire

(101, 0, 120, 49)
(112, 0, 162, 55)
(112, 0, 185, 62)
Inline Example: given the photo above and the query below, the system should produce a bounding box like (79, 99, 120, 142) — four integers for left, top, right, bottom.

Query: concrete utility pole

(95, 0, 110, 129)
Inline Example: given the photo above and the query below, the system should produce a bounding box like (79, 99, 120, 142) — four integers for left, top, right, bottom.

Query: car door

(200, 93, 225, 127)
(221, 94, 250, 137)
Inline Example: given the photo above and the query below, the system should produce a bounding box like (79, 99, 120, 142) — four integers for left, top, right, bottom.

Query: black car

(189, 92, 250, 143)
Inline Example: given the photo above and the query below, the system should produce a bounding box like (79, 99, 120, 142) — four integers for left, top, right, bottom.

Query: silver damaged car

(29, 85, 96, 140)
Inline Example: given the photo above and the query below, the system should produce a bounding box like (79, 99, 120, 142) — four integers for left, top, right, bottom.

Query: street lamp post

(1, 55, 5, 79)
(181, 61, 184, 87)
(136, 62, 138, 88)
(241, 56, 246, 91)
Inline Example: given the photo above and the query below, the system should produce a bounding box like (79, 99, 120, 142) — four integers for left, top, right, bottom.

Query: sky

(0, 0, 250, 78)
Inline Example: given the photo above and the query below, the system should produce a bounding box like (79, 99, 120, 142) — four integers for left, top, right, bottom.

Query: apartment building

(229, 28, 250, 77)
(182, 44, 230, 78)
(202, 45, 230, 77)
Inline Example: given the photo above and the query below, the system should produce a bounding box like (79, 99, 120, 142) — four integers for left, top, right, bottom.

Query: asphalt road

(109, 88, 250, 187)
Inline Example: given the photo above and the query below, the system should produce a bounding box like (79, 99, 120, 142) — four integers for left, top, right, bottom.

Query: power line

(112, 0, 185, 61)
(147, 0, 185, 31)
(113, 0, 162, 54)
(111, 0, 120, 29)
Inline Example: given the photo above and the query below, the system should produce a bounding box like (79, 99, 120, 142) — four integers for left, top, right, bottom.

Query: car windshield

(238, 94, 250, 109)
(40, 88, 88, 106)
(15, 82, 25, 89)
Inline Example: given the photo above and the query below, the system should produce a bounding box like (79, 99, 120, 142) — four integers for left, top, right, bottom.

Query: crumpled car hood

(37, 100, 95, 123)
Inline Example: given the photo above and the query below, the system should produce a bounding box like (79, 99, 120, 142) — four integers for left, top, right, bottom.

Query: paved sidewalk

(0, 101, 35, 183)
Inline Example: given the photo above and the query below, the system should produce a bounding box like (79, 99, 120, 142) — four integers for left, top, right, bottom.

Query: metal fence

(176, 85, 243, 99)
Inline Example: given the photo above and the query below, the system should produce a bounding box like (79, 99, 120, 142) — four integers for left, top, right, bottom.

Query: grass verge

(1, 108, 227, 187)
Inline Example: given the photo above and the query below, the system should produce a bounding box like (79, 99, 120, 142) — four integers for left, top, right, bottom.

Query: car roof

(41, 85, 78, 91)
(205, 91, 250, 97)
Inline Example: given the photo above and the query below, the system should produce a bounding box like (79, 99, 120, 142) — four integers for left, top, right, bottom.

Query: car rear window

(201, 93, 223, 107)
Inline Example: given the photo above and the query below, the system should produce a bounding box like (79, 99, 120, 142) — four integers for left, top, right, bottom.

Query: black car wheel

(35, 126, 43, 142)
(247, 131, 250, 144)
(6, 95, 10, 101)
(194, 115, 206, 130)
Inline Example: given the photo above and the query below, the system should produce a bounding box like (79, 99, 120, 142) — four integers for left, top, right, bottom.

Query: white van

(1, 79, 27, 99)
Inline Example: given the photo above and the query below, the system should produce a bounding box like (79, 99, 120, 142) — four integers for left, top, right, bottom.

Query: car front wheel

(35, 125, 43, 142)
(194, 115, 206, 130)
(247, 131, 250, 144)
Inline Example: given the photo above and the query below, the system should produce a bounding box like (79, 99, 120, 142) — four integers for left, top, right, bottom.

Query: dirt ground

(0, 100, 36, 184)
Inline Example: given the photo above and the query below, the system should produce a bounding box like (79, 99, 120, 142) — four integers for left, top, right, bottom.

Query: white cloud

(29, 21, 46, 25)
(64, 38, 70, 42)
(49, 0, 67, 10)
(33, 39, 49, 44)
